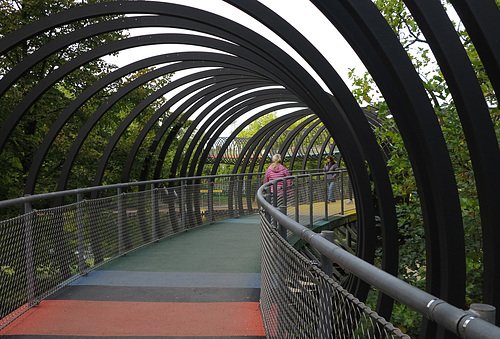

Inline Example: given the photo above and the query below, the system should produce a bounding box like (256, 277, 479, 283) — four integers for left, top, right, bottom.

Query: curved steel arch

(176, 88, 297, 178)
(276, 116, 319, 162)
(209, 103, 308, 175)
(224, 0, 398, 317)
(303, 126, 333, 163)
(186, 94, 302, 178)
(287, 119, 324, 170)
(28, 58, 249, 194)
(0, 15, 193, 98)
(450, 0, 500, 318)
(23, 53, 199, 194)
(235, 111, 312, 175)
(119, 71, 268, 181)
(157, 84, 283, 179)
(235, 117, 288, 175)
(0, 3, 380, 306)
(102, 75, 270, 185)
(257, 118, 306, 174)
(0, 17, 301, 156)
(208, 137, 252, 164)
(119, 57, 280, 183)
(49, 27, 318, 190)
(315, 130, 333, 168)
(311, 1, 466, 324)
(128, 78, 273, 183)
(295, 108, 388, 172)
(53, 48, 266, 191)
(450, 1, 500, 97)
(302, 126, 333, 171)
(126, 80, 272, 182)
(168, 84, 279, 176)
(1, 31, 292, 160)
(289, 122, 331, 165)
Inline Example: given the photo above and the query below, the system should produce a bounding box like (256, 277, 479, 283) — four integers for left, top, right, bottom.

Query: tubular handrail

(0, 170, 326, 210)
(257, 176, 500, 339)
(0, 173, 265, 210)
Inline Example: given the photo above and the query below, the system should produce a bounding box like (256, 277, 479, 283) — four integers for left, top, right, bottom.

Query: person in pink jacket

(265, 154, 292, 193)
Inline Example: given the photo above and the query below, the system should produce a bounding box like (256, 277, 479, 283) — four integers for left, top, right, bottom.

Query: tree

(0, 0, 130, 202)
(237, 112, 278, 138)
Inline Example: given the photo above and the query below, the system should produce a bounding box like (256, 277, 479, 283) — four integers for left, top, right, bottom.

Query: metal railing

(0, 173, 265, 330)
(257, 175, 500, 339)
(282, 169, 355, 227)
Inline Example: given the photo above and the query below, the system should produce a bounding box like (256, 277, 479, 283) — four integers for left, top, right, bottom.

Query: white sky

(103, 0, 368, 136)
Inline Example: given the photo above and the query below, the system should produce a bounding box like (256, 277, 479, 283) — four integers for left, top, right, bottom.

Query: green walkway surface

(99, 215, 262, 273)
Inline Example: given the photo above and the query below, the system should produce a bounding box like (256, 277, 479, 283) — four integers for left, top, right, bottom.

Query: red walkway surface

(2, 300, 264, 337)
(0, 215, 266, 338)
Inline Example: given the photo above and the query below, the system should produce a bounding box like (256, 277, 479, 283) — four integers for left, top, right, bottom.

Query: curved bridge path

(1, 214, 265, 339)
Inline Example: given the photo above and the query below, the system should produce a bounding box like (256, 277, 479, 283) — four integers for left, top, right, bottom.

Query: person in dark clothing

(323, 155, 338, 202)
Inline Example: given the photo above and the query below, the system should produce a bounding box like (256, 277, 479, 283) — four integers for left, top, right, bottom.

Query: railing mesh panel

(0, 215, 29, 324)
(268, 172, 356, 243)
(259, 212, 408, 339)
(273, 173, 356, 229)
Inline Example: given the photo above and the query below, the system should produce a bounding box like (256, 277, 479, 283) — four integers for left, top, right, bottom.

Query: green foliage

(237, 112, 277, 138)
(0, 0, 128, 199)
(213, 164, 235, 176)
(390, 301, 423, 337)
(236, 113, 328, 172)
(348, 69, 377, 105)
(0, 0, 178, 201)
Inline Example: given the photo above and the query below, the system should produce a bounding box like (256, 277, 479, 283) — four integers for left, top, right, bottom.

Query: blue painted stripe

(218, 218, 261, 224)
(71, 271, 261, 289)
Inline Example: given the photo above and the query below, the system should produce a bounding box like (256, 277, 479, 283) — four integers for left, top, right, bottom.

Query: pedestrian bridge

(2, 1, 500, 338)
(1, 173, 499, 338)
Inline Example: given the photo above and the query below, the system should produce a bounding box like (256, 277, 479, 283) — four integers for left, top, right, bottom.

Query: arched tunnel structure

(1, 1, 499, 337)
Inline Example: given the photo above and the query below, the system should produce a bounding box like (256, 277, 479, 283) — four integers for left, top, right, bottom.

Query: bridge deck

(1, 214, 265, 339)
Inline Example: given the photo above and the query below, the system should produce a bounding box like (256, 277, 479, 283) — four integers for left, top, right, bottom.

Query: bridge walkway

(1, 214, 265, 338)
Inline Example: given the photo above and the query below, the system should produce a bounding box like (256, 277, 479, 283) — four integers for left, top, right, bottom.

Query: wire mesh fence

(265, 171, 356, 246)
(257, 171, 408, 338)
(0, 174, 263, 330)
(0, 170, 354, 332)
(259, 213, 409, 339)
(268, 171, 355, 227)
(258, 172, 500, 339)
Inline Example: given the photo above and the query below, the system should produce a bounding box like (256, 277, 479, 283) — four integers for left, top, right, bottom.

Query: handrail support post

(117, 187, 124, 254)
(151, 184, 158, 241)
(77, 193, 85, 274)
(24, 196, 36, 306)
